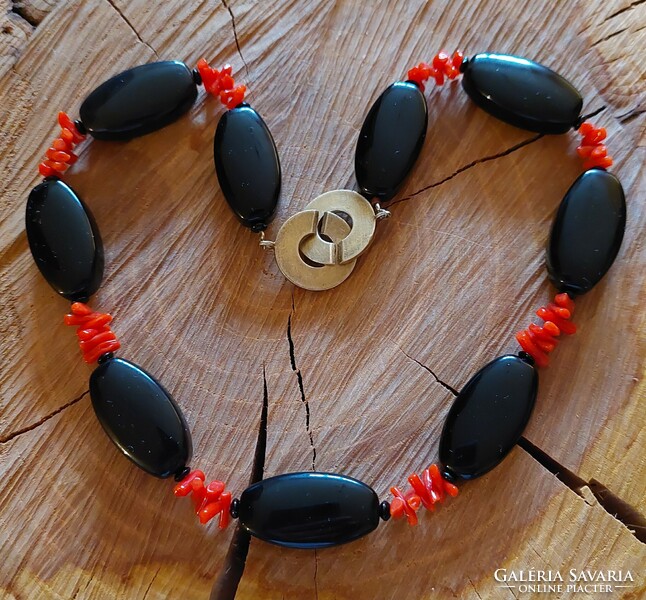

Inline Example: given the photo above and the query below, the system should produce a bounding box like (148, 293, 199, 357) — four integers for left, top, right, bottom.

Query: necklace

(25, 49, 626, 548)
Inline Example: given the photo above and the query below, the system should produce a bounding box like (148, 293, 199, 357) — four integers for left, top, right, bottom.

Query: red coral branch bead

(576, 121, 613, 170)
(515, 293, 576, 368)
(64, 302, 121, 363)
(407, 50, 463, 92)
(38, 112, 86, 177)
(196, 59, 247, 109)
(389, 464, 458, 525)
(173, 469, 232, 529)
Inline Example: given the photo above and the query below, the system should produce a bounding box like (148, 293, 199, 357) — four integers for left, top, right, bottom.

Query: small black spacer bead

(379, 500, 391, 521)
(192, 68, 202, 86)
(97, 352, 115, 365)
(459, 56, 469, 73)
(251, 222, 267, 233)
(73, 119, 87, 136)
(517, 351, 535, 366)
(441, 466, 458, 483)
(174, 466, 191, 482)
(230, 498, 240, 519)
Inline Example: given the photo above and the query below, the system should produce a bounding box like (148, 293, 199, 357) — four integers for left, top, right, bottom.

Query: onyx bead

(238, 472, 380, 549)
(79, 61, 197, 140)
(379, 500, 391, 521)
(89, 357, 192, 478)
(213, 103, 281, 230)
(547, 169, 626, 295)
(439, 355, 538, 480)
(355, 81, 428, 202)
(25, 178, 103, 302)
(230, 498, 240, 519)
(461, 54, 583, 134)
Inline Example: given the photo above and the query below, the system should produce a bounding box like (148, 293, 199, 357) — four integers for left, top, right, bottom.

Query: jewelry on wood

(25, 48, 627, 549)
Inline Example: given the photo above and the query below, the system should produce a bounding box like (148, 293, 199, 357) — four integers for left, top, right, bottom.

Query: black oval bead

(89, 357, 192, 478)
(461, 53, 583, 134)
(238, 472, 379, 549)
(79, 61, 197, 140)
(547, 169, 626, 295)
(439, 355, 538, 480)
(25, 178, 103, 302)
(355, 81, 428, 202)
(213, 104, 281, 229)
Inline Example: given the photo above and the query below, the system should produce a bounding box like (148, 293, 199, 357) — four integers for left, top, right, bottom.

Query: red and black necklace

(25, 50, 626, 548)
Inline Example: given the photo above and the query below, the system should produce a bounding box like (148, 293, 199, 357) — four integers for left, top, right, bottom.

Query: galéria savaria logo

(494, 569, 636, 594)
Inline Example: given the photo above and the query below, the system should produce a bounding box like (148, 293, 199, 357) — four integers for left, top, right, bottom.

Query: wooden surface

(1, 0, 645, 598)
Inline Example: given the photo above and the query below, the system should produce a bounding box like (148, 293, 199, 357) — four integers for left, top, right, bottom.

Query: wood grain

(0, 0, 644, 598)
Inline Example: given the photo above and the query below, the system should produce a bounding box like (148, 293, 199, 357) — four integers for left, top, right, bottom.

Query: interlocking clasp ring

(273, 190, 380, 291)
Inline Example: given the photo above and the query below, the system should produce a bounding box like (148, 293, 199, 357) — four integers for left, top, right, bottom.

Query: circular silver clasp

(274, 190, 378, 291)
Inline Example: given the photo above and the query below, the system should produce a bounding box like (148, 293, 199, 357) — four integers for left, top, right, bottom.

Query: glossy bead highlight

(355, 81, 428, 202)
(26, 178, 103, 301)
(79, 61, 197, 140)
(547, 169, 626, 295)
(439, 355, 538, 479)
(461, 53, 583, 133)
(214, 104, 281, 229)
(89, 357, 192, 478)
(238, 472, 380, 548)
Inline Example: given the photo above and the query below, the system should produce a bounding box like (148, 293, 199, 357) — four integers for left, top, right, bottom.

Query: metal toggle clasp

(273, 190, 383, 291)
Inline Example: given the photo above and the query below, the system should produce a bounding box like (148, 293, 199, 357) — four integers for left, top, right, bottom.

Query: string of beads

(577, 121, 613, 170)
(173, 470, 233, 528)
(390, 464, 459, 526)
(38, 112, 86, 177)
(407, 50, 464, 90)
(515, 293, 576, 368)
(64, 302, 121, 364)
(196, 59, 246, 109)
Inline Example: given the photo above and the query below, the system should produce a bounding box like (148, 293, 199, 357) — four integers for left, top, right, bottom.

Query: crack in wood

(579, 106, 607, 122)
(210, 367, 269, 600)
(221, 0, 248, 77)
(0, 390, 88, 444)
(617, 107, 645, 124)
(605, 0, 646, 22)
(386, 133, 544, 208)
(466, 575, 484, 600)
(142, 566, 161, 600)
(287, 293, 317, 470)
(591, 26, 629, 47)
(10, 2, 38, 27)
(393, 351, 646, 545)
(587, 479, 646, 543)
(387, 106, 607, 208)
(397, 347, 459, 397)
(518, 436, 588, 494)
(103, 0, 159, 58)
(518, 436, 646, 544)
